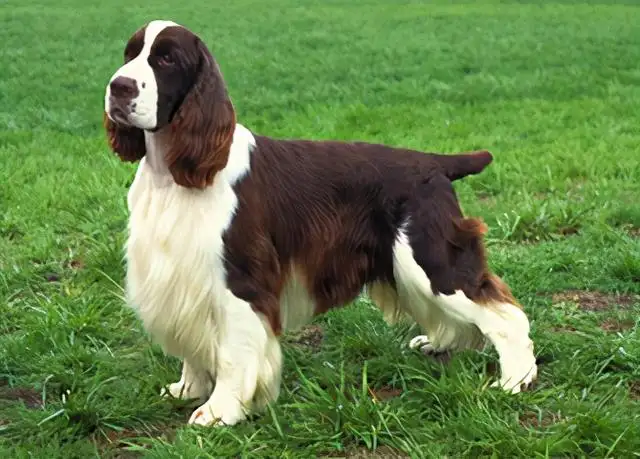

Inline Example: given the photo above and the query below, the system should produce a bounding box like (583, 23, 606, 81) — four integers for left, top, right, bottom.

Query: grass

(1, 0, 640, 457)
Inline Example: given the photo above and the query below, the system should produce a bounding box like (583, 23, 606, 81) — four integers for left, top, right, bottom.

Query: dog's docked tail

(437, 150, 493, 181)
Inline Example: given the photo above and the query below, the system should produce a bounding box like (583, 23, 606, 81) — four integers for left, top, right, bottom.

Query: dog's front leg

(188, 294, 282, 427)
(162, 359, 213, 402)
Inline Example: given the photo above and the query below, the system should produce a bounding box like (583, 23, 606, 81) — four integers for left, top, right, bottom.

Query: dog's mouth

(108, 106, 132, 127)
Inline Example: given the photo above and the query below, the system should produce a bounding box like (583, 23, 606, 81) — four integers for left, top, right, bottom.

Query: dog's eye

(157, 53, 175, 67)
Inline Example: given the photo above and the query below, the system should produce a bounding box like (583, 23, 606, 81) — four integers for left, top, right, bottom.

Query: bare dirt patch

(629, 227, 640, 238)
(286, 324, 324, 352)
(551, 290, 637, 311)
(323, 445, 410, 458)
(368, 386, 403, 403)
(94, 423, 179, 459)
(0, 386, 42, 409)
(630, 381, 640, 401)
(557, 226, 580, 236)
(68, 258, 85, 270)
(519, 410, 564, 428)
(44, 272, 60, 282)
(600, 318, 635, 333)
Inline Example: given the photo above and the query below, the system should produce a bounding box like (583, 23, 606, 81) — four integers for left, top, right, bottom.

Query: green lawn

(1, 0, 640, 457)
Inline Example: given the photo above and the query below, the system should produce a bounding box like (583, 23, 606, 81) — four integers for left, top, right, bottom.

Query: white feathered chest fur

(124, 126, 253, 364)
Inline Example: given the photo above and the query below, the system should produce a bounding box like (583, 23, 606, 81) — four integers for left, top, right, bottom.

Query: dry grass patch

(285, 324, 324, 352)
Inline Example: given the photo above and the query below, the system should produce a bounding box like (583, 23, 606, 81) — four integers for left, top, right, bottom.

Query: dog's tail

(436, 150, 493, 181)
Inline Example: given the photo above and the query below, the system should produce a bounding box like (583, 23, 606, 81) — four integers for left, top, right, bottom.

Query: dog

(103, 20, 537, 426)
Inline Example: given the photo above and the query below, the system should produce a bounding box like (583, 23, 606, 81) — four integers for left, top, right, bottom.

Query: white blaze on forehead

(143, 20, 181, 48)
(105, 20, 182, 130)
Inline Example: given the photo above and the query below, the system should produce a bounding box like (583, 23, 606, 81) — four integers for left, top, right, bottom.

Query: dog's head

(104, 20, 236, 188)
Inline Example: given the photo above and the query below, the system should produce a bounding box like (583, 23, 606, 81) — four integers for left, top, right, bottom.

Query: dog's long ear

(104, 112, 146, 162)
(165, 38, 236, 188)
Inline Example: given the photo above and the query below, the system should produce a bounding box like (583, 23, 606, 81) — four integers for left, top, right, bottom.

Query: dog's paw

(491, 359, 538, 394)
(161, 379, 210, 401)
(188, 397, 246, 427)
(409, 335, 438, 354)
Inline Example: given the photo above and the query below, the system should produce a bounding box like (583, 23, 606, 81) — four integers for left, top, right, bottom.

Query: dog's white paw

(161, 381, 190, 399)
(161, 379, 210, 401)
(491, 359, 537, 394)
(188, 396, 246, 427)
(409, 335, 439, 354)
(409, 335, 429, 349)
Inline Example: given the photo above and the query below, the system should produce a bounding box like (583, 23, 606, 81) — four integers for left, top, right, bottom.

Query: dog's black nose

(110, 76, 138, 98)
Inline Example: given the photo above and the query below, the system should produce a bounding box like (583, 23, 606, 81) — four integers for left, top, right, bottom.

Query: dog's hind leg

(393, 230, 536, 391)
(368, 281, 485, 355)
(389, 181, 537, 392)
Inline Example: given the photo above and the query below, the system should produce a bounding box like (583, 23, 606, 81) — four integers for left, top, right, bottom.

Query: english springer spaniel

(103, 20, 537, 427)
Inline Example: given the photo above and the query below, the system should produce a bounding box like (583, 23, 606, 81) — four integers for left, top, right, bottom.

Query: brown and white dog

(103, 20, 537, 427)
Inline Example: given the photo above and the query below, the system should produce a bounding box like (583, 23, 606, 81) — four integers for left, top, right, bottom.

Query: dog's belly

(278, 265, 317, 331)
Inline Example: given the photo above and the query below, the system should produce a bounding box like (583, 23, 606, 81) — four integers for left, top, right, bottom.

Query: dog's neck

(144, 129, 174, 187)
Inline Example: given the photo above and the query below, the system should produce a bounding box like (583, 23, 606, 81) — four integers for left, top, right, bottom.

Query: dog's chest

(124, 161, 238, 358)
